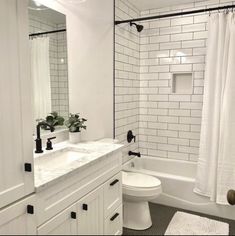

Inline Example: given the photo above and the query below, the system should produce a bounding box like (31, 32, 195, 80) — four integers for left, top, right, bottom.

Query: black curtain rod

(29, 29, 66, 37)
(115, 4, 235, 25)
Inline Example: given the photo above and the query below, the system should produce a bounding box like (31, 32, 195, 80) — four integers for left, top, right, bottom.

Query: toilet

(122, 171, 162, 230)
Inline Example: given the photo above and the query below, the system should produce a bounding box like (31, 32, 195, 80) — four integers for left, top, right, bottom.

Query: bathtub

(123, 156, 235, 221)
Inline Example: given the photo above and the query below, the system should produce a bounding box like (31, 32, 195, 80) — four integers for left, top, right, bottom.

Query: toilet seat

(123, 171, 161, 189)
(122, 171, 162, 200)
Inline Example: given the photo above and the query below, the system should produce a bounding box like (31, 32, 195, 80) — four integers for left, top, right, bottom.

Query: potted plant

(41, 112, 65, 130)
(65, 113, 87, 144)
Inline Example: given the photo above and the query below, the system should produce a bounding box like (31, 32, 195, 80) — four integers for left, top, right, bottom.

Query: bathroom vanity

(0, 0, 118, 235)
(0, 141, 123, 235)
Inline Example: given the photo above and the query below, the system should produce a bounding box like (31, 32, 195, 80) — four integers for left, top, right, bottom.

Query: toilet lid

(122, 171, 161, 189)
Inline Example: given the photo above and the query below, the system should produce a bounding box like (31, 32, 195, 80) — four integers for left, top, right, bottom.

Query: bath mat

(165, 211, 229, 235)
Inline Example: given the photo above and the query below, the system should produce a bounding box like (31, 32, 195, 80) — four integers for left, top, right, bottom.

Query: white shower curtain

(195, 13, 235, 205)
(30, 37, 51, 121)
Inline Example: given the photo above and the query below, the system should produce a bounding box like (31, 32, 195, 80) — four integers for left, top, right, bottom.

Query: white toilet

(122, 171, 162, 230)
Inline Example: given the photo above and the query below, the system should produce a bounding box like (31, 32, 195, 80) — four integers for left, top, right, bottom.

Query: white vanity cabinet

(0, 0, 34, 209)
(36, 152, 123, 236)
(0, 195, 36, 235)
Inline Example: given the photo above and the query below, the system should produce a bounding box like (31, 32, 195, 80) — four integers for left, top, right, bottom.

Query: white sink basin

(34, 147, 91, 171)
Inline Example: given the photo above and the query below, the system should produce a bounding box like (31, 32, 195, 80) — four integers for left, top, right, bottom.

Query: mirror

(28, 0, 69, 133)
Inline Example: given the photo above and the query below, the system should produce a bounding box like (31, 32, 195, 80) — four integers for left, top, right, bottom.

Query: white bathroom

(0, 0, 235, 235)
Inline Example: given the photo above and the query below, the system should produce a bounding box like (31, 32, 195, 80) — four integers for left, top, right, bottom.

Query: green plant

(65, 113, 87, 133)
(41, 112, 65, 130)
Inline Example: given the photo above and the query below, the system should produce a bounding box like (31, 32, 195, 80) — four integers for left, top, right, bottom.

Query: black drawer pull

(110, 213, 119, 222)
(27, 205, 34, 215)
(83, 204, 88, 211)
(110, 179, 119, 186)
(71, 212, 77, 219)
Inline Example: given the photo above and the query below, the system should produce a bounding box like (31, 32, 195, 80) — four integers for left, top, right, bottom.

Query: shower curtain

(194, 13, 235, 205)
(30, 37, 51, 122)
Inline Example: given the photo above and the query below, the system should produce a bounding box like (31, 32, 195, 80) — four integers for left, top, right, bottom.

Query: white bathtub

(123, 156, 235, 221)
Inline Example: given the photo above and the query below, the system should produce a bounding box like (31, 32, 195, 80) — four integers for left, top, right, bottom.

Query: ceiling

(29, 0, 66, 24)
(128, 0, 201, 11)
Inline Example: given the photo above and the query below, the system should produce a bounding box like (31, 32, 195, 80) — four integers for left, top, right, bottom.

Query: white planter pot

(69, 132, 81, 144)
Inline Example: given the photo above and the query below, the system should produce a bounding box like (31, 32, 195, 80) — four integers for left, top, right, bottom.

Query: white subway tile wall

(138, 0, 234, 162)
(29, 14, 69, 120)
(115, 0, 140, 163)
(115, 0, 234, 163)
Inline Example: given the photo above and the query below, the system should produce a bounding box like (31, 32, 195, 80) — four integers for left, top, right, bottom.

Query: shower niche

(172, 73, 193, 94)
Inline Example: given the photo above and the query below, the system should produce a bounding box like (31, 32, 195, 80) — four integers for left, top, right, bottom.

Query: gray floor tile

(123, 203, 235, 236)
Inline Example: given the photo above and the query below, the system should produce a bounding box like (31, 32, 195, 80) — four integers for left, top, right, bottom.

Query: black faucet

(35, 122, 55, 154)
(129, 151, 141, 158)
(127, 130, 136, 143)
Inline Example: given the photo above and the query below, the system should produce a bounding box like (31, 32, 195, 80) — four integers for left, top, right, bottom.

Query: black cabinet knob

(27, 205, 34, 215)
(71, 212, 77, 219)
(83, 204, 88, 211)
(24, 163, 32, 172)
(110, 179, 119, 186)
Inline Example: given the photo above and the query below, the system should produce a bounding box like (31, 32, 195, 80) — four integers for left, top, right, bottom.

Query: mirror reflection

(28, 0, 69, 132)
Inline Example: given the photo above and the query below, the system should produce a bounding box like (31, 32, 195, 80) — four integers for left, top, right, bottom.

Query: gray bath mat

(165, 211, 229, 235)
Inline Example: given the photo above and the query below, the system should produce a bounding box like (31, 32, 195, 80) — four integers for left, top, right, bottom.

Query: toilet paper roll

(227, 190, 235, 205)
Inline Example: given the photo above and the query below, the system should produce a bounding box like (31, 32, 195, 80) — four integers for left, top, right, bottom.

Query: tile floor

(123, 203, 235, 235)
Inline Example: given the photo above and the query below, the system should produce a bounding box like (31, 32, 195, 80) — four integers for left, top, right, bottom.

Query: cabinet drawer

(104, 205, 123, 236)
(103, 173, 122, 217)
(37, 204, 77, 235)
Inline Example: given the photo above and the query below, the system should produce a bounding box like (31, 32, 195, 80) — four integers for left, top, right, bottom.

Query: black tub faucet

(129, 151, 141, 158)
(35, 122, 55, 154)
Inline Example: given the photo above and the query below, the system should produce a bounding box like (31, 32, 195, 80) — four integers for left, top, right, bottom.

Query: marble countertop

(34, 139, 123, 192)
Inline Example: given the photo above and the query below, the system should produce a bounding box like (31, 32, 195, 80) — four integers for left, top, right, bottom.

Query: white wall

(39, 0, 114, 141)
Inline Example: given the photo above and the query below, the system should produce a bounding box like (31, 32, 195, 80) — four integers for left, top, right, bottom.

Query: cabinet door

(0, 195, 36, 235)
(0, 0, 34, 209)
(77, 187, 104, 235)
(37, 204, 77, 235)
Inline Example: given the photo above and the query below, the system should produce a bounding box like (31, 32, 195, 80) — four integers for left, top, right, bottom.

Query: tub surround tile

(115, 0, 234, 163)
